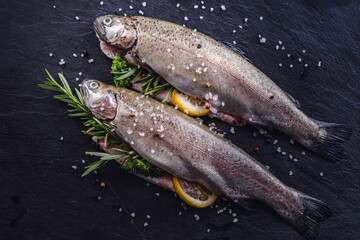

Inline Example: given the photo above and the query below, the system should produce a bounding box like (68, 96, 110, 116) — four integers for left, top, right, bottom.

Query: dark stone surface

(0, 0, 359, 239)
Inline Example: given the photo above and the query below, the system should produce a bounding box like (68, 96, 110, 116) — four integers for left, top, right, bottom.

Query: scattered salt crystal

(202, 5, 205, 9)
(244, 18, 248, 22)
(302, 49, 306, 53)
(82, 159, 85, 164)
(210, 7, 214, 12)
(193, 78, 196, 82)
(119, 208, 122, 212)
(184, 16, 188, 21)
(293, 158, 298, 162)
(131, 212, 135, 217)
(317, 61, 322, 67)
(167, 48, 171, 52)
(201, 1, 204, 4)
(238, 25, 243, 29)
(178, 211, 182, 215)
(304, 63, 308, 67)
(233, 30, 236, 33)
(259, 37, 266, 43)
(233, 40, 236, 44)
(139, 10, 144, 15)
(194, 214, 200, 220)
(49, 53, 53, 57)
(59, 59, 66, 65)
(118, 8, 122, 11)
(75, 16, 79, 20)
(221, 5, 226, 10)
(139, 132, 145, 136)
(301, 151, 306, 155)
(60, 136, 64, 140)
(289, 170, 293, 176)
(282, 151, 287, 155)
(320, 172, 324, 176)
(88, 59, 94, 63)
(298, 58, 302, 62)
(100, 1, 104, 6)
(281, 46, 285, 50)
(207, 229, 211, 233)
(273, 139, 278, 144)
(72, 165, 77, 170)
(176, 3, 180, 7)
(151, 149, 155, 154)
(127, 129, 133, 135)
(81, 53, 84, 57)
(146, 183, 150, 186)
(97, 196, 102, 200)
(130, 141, 134, 145)
(290, 64, 293, 68)
(233, 218, 238, 223)
(79, 72, 83, 76)
(129, 5, 133, 9)
(290, 138, 294, 144)
(276, 45, 279, 50)
(73, 53, 77, 57)
(230, 127, 235, 134)
(194, 5, 198, 9)
(142, 2, 146, 7)
(53, 5, 56, 8)
(252, 132, 257, 137)
(278, 63, 282, 67)
(213, 94, 218, 100)
(277, 147, 281, 153)
(287, 54, 291, 57)
(289, 154, 293, 160)
(144, 222, 148, 227)
(232, 213, 237, 217)
(259, 16, 263, 20)
(199, 16, 204, 20)
(155, 192, 160, 197)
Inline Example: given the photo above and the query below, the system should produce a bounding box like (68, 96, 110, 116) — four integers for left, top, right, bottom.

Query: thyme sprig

(39, 70, 165, 177)
(111, 54, 174, 103)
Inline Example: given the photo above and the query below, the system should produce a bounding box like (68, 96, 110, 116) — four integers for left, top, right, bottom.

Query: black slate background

(0, 0, 359, 239)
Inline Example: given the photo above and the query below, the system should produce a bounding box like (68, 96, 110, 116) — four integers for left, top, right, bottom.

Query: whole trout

(93, 15, 351, 162)
(80, 79, 331, 239)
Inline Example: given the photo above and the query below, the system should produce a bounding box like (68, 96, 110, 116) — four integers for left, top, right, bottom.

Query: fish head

(94, 15, 137, 50)
(80, 79, 118, 120)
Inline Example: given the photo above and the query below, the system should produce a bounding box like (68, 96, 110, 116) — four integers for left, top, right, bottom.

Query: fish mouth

(79, 80, 89, 105)
(93, 20, 106, 41)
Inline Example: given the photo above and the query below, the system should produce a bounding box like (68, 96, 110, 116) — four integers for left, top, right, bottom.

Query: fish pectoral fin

(285, 91, 301, 108)
(235, 198, 256, 212)
(100, 41, 121, 59)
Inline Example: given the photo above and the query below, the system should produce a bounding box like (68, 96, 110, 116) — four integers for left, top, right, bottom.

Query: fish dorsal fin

(285, 92, 301, 108)
(219, 41, 252, 63)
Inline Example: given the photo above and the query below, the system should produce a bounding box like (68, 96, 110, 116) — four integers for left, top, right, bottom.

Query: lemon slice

(172, 89, 210, 116)
(173, 176, 217, 208)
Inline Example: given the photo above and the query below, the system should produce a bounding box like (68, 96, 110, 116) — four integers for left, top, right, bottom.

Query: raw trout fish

(93, 15, 351, 162)
(80, 79, 331, 239)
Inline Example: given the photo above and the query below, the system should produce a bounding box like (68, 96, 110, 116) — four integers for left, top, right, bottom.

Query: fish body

(81, 79, 331, 239)
(94, 15, 351, 162)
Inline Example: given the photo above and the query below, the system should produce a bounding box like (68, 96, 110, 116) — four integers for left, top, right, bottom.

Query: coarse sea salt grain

(88, 59, 94, 63)
(49, 53, 53, 57)
(194, 5, 198, 9)
(259, 37, 266, 43)
(278, 63, 282, 67)
(144, 222, 148, 227)
(245, 18, 248, 22)
(176, 3, 180, 7)
(79, 72, 82, 76)
(139, 10, 144, 15)
(142, 2, 147, 7)
(233, 218, 238, 223)
(100, 1, 104, 6)
(199, 16, 204, 20)
(210, 7, 214, 12)
(290, 138, 294, 144)
(289, 170, 293, 176)
(259, 16, 263, 20)
(320, 172, 324, 176)
(131, 213, 135, 217)
(273, 139, 278, 144)
(82, 159, 85, 164)
(155, 192, 160, 196)
(221, 5, 226, 10)
(230, 127, 235, 134)
(75, 16, 79, 20)
(72, 165, 77, 170)
(129, 5, 133, 9)
(73, 53, 77, 57)
(184, 16, 188, 21)
(318, 61, 322, 67)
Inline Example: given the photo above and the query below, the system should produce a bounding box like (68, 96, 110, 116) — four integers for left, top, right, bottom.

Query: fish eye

(103, 17, 112, 25)
(89, 82, 99, 90)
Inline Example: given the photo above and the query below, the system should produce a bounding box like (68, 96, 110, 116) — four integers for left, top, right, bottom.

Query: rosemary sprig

(39, 70, 165, 177)
(111, 54, 174, 103)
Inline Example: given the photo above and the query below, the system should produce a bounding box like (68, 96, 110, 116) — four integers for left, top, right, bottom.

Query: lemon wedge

(172, 176, 217, 208)
(172, 90, 210, 116)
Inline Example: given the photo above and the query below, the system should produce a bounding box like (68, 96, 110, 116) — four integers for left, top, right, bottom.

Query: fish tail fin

(312, 120, 352, 162)
(288, 195, 332, 239)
